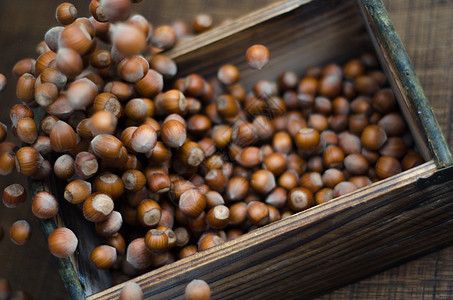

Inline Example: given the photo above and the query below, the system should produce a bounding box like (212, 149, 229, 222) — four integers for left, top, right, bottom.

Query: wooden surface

(0, 0, 452, 299)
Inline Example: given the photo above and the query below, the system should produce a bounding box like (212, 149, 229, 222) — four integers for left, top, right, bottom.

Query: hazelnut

(344, 153, 369, 175)
(300, 172, 323, 194)
(145, 229, 168, 253)
(3, 183, 27, 208)
(198, 233, 224, 251)
(315, 188, 334, 204)
(135, 70, 164, 98)
(147, 172, 172, 194)
(149, 54, 178, 79)
(179, 189, 206, 219)
(126, 238, 153, 270)
(206, 205, 230, 229)
(137, 199, 161, 227)
(265, 187, 288, 209)
(113, 23, 146, 57)
(263, 152, 286, 176)
(93, 173, 124, 201)
(185, 279, 211, 300)
(50, 120, 77, 152)
(161, 119, 187, 148)
(32, 191, 59, 219)
(90, 245, 117, 269)
(225, 176, 249, 202)
(361, 124, 387, 151)
(375, 156, 402, 179)
(250, 170, 275, 194)
(323, 145, 344, 169)
(48, 227, 78, 258)
(119, 282, 143, 300)
(333, 182, 358, 198)
(15, 146, 44, 176)
(245, 45, 270, 70)
(64, 180, 92, 204)
(247, 201, 269, 226)
(217, 64, 240, 85)
(0, 151, 15, 176)
(151, 25, 177, 50)
(106, 233, 126, 256)
(288, 187, 313, 212)
(9, 220, 31, 246)
(83, 192, 114, 222)
(95, 211, 123, 237)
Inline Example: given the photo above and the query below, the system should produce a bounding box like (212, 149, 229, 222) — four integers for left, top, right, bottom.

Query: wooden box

(33, 0, 453, 299)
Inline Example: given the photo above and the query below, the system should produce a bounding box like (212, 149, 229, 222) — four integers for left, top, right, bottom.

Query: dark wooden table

(0, 1, 452, 299)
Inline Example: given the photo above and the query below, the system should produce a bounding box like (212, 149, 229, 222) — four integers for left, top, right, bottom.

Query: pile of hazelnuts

(0, 0, 425, 298)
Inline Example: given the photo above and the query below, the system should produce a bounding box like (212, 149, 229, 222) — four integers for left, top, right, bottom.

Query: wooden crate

(32, 0, 453, 299)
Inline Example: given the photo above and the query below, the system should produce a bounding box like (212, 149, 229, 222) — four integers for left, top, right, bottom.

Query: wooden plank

(359, 0, 452, 168)
(166, 0, 373, 91)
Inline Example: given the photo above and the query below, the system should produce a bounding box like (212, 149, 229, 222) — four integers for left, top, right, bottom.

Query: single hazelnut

(245, 45, 270, 70)
(90, 245, 117, 269)
(32, 191, 59, 219)
(185, 279, 211, 300)
(48, 227, 78, 258)
(10, 220, 31, 246)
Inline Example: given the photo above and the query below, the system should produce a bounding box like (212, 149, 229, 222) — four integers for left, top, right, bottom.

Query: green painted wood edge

(360, 0, 453, 168)
(29, 178, 86, 300)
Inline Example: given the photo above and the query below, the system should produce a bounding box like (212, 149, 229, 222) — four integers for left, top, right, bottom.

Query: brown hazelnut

(265, 187, 288, 209)
(0, 151, 16, 176)
(64, 180, 91, 204)
(90, 245, 117, 269)
(344, 153, 369, 175)
(245, 45, 270, 70)
(151, 25, 177, 50)
(247, 201, 269, 226)
(372, 88, 396, 114)
(179, 189, 206, 219)
(322, 168, 346, 189)
(9, 220, 31, 246)
(119, 282, 143, 300)
(250, 169, 275, 194)
(145, 229, 168, 253)
(15, 146, 44, 176)
(3, 183, 27, 208)
(95, 211, 123, 237)
(315, 188, 334, 204)
(206, 205, 230, 229)
(323, 145, 344, 169)
(126, 238, 153, 270)
(49, 120, 77, 152)
(32, 191, 59, 219)
(137, 199, 161, 227)
(225, 176, 249, 202)
(375, 156, 402, 179)
(361, 124, 387, 151)
(263, 152, 286, 176)
(333, 182, 358, 198)
(300, 172, 323, 194)
(287, 187, 313, 212)
(185, 279, 211, 300)
(278, 170, 299, 191)
(83, 192, 114, 222)
(48, 227, 78, 258)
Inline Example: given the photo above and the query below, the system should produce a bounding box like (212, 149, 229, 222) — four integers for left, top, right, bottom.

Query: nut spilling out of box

(29, 0, 453, 299)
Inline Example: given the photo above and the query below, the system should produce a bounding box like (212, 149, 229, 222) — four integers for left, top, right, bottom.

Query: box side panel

(358, 0, 452, 167)
(168, 0, 373, 91)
